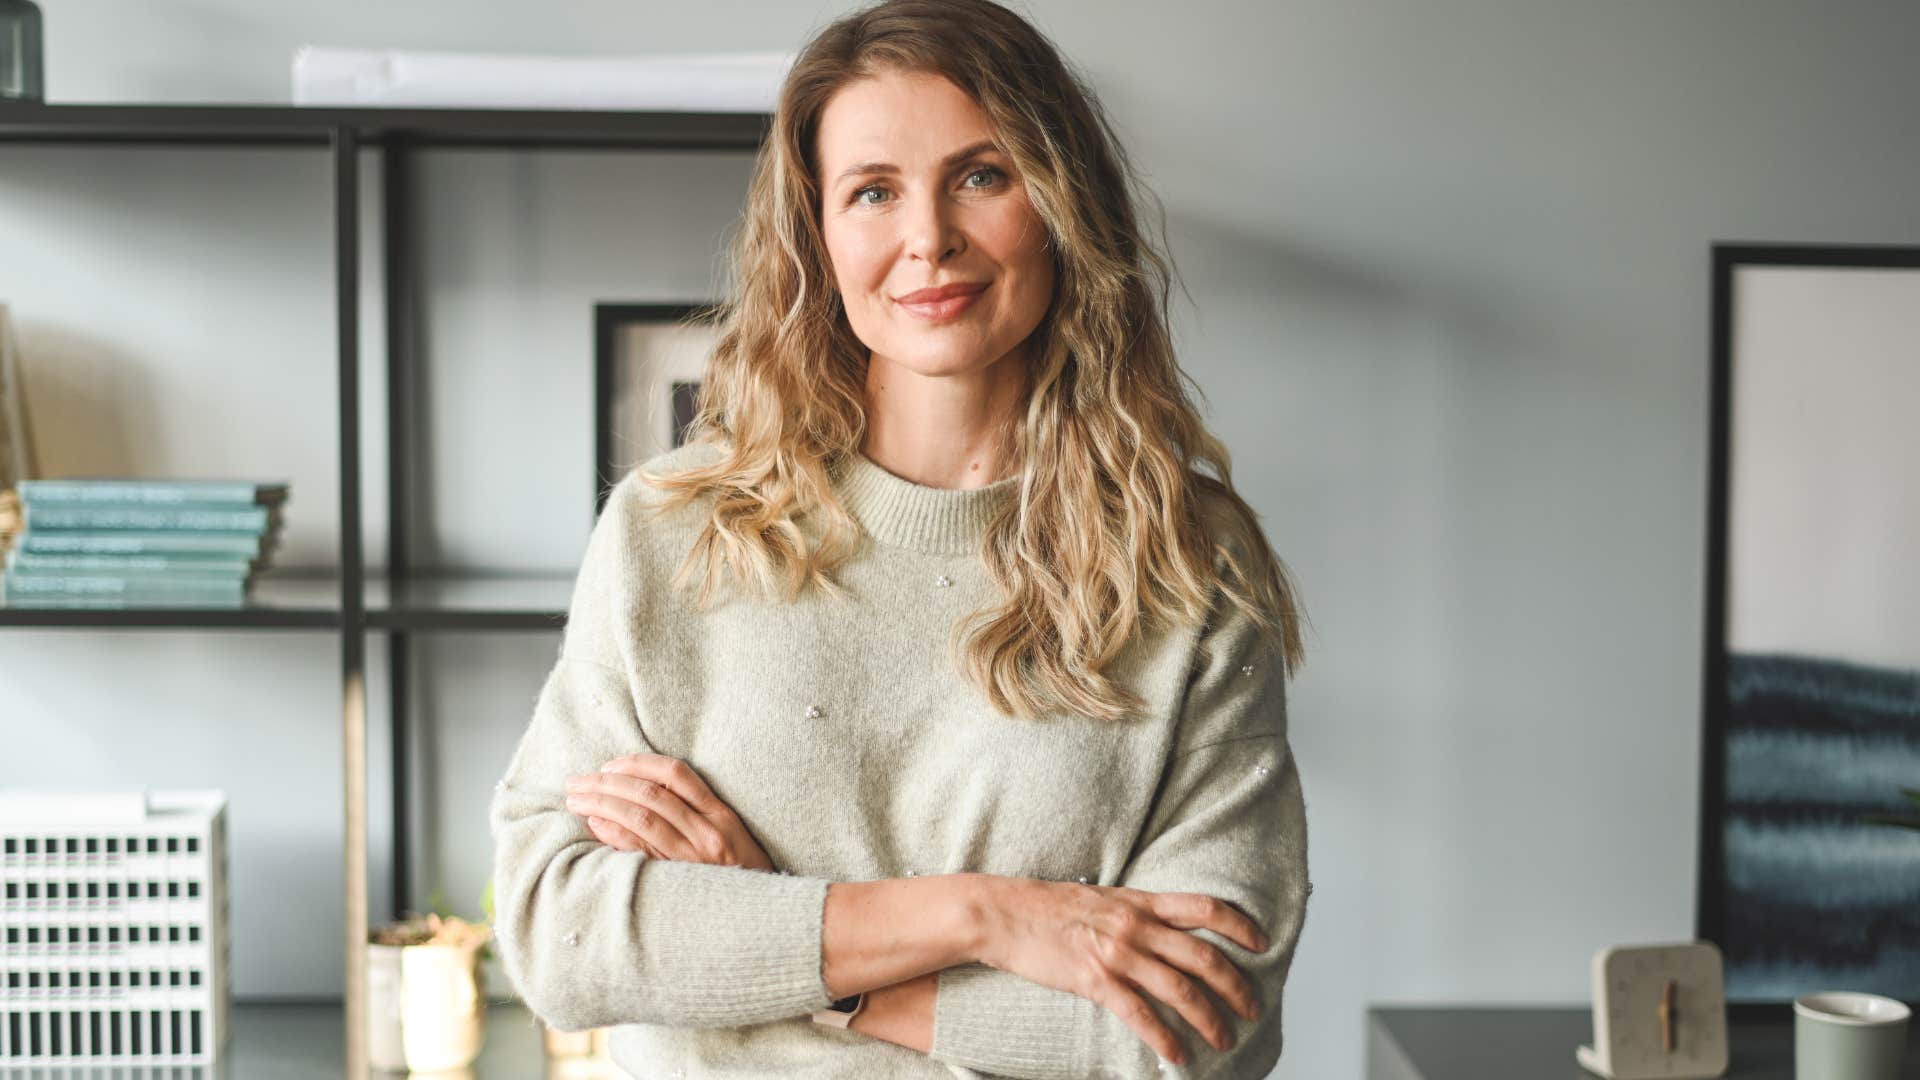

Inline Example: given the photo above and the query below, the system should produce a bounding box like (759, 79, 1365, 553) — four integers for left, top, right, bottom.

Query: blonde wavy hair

(638, 0, 1310, 722)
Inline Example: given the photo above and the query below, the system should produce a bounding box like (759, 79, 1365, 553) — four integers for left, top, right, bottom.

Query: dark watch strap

(811, 990, 866, 1028)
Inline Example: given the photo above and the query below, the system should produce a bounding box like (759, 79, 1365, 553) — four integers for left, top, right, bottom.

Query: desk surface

(1367, 1006, 1920, 1080)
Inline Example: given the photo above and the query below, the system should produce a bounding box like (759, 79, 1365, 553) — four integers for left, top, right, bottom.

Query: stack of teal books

(2, 478, 289, 609)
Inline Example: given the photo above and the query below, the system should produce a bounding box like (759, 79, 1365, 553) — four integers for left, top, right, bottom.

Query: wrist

(848, 973, 937, 1053)
(945, 872, 998, 968)
(810, 988, 867, 1029)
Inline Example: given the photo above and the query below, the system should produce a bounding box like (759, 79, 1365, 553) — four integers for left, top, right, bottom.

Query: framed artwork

(1697, 242, 1920, 1018)
(592, 302, 720, 517)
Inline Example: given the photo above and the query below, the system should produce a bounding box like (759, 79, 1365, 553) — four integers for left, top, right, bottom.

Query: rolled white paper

(291, 46, 794, 112)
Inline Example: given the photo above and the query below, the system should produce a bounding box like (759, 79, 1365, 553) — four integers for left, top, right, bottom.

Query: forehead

(815, 70, 998, 172)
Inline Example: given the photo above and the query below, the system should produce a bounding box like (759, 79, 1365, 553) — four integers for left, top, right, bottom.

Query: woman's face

(815, 70, 1055, 381)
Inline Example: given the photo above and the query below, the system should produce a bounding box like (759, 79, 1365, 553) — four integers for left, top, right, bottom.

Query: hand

(561, 753, 776, 873)
(972, 877, 1268, 1066)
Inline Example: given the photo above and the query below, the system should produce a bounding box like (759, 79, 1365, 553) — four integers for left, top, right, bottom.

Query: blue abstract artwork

(1721, 652, 1920, 1000)
(1707, 253, 1920, 1007)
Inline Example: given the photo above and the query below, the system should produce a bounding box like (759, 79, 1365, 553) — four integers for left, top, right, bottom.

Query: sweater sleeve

(927, 591, 1311, 1079)
(487, 483, 838, 1033)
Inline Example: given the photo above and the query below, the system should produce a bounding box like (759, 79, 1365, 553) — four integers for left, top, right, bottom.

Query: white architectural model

(0, 790, 230, 1063)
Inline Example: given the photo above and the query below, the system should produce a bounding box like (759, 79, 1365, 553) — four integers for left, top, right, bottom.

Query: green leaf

(1902, 788, 1920, 813)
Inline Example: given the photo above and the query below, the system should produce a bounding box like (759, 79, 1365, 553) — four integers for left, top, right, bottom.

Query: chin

(888, 359, 984, 379)
(876, 340, 1003, 377)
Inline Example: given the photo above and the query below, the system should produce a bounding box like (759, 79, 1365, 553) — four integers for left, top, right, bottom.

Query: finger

(1121, 945, 1234, 1054)
(565, 790, 698, 861)
(598, 754, 729, 818)
(579, 773, 721, 859)
(586, 815, 649, 854)
(1146, 920, 1261, 1023)
(1090, 976, 1187, 1068)
(584, 815, 630, 850)
(1148, 891, 1267, 954)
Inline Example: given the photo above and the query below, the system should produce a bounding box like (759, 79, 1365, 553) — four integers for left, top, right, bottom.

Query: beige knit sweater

(488, 441, 1310, 1079)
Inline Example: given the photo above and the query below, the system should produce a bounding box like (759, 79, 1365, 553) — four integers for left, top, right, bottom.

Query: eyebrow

(833, 139, 1002, 188)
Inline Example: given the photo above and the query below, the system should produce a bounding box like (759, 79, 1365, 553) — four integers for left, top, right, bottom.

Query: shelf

(0, 99, 737, 1057)
(0, 572, 576, 632)
(0, 102, 770, 151)
(0, 570, 341, 630)
(0, 1000, 616, 1078)
(365, 573, 573, 631)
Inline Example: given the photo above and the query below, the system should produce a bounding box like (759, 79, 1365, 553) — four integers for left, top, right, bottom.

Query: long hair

(639, 0, 1310, 721)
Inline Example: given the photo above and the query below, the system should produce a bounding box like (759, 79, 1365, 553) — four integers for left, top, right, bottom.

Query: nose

(903, 192, 965, 264)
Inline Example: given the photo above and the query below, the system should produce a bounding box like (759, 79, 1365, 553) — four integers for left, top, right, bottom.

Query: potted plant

(367, 883, 494, 1072)
(391, 878, 610, 1065)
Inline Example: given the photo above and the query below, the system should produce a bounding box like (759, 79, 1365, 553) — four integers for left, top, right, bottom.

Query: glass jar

(0, 0, 44, 102)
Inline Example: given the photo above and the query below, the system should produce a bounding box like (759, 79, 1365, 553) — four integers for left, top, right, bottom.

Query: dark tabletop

(1367, 1006, 1920, 1080)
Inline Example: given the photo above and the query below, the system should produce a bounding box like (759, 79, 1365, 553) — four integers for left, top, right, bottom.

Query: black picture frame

(592, 302, 721, 518)
(1696, 241, 1920, 1022)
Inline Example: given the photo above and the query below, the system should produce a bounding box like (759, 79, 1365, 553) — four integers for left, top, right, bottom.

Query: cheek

(984, 202, 1046, 264)
(993, 193, 1046, 250)
(997, 214, 1055, 319)
(823, 223, 889, 299)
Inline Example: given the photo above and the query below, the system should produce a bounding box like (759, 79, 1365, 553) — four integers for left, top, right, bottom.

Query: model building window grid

(0, 791, 230, 1063)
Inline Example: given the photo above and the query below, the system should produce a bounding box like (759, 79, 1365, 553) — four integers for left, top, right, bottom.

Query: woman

(490, 1, 1312, 1076)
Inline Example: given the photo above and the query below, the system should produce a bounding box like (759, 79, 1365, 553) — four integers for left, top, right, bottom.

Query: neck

(860, 345, 1028, 490)
(829, 448, 1020, 555)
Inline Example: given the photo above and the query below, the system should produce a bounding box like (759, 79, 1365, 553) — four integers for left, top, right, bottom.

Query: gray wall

(3, 2, 1916, 1077)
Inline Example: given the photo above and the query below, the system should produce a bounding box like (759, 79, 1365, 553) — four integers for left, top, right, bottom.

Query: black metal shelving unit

(0, 102, 769, 1068)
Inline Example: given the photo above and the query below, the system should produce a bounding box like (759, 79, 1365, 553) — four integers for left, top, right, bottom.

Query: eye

(852, 165, 1006, 206)
(962, 166, 1004, 189)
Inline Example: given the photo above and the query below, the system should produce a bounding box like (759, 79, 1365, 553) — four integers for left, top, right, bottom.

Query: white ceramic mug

(1794, 991, 1910, 1080)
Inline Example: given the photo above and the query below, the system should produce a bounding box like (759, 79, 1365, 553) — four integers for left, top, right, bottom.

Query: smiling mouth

(896, 282, 988, 322)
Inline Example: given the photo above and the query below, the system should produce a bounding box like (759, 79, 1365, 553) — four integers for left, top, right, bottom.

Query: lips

(895, 280, 988, 321)
(897, 282, 985, 304)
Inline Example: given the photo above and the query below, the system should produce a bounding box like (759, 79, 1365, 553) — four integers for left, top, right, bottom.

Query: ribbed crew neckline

(828, 450, 1020, 555)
